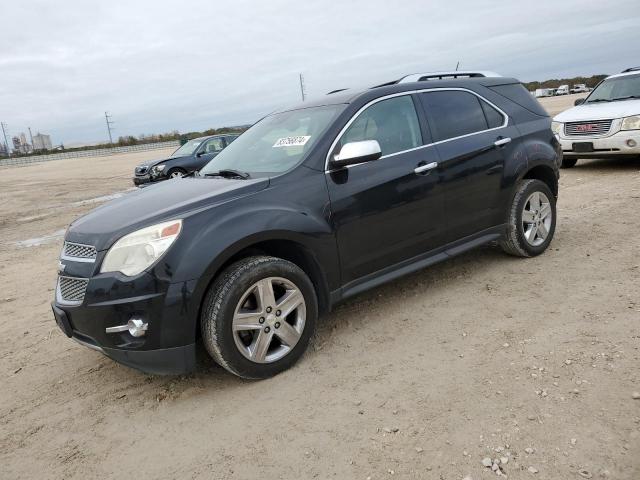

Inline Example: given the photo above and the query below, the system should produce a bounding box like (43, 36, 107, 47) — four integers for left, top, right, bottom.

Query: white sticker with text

(272, 136, 311, 148)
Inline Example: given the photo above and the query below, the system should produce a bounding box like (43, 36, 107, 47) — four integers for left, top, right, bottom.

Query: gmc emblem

(576, 124, 598, 132)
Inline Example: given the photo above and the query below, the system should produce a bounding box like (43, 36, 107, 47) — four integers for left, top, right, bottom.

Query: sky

(1, 0, 639, 146)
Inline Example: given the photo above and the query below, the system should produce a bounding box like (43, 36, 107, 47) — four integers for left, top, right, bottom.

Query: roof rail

(621, 67, 640, 73)
(397, 70, 502, 83)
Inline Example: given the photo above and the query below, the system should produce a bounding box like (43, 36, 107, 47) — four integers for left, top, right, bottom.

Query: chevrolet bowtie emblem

(57, 261, 66, 274)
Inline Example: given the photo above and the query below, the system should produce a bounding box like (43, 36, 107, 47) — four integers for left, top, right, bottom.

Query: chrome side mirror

(330, 140, 382, 169)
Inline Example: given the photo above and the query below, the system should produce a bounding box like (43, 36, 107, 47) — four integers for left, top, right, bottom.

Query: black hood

(66, 176, 269, 250)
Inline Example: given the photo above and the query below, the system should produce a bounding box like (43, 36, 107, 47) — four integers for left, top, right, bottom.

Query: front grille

(63, 242, 97, 260)
(57, 276, 89, 304)
(135, 166, 149, 175)
(564, 119, 613, 136)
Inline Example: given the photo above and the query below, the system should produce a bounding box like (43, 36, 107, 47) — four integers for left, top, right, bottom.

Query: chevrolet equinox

(52, 73, 561, 379)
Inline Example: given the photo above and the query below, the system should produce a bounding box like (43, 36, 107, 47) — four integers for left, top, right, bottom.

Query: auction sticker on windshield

(273, 136, 311, 148)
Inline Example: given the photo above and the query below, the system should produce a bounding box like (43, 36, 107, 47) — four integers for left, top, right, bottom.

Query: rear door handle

(494, 137, 512, 147)
(414, 161, 438, 174)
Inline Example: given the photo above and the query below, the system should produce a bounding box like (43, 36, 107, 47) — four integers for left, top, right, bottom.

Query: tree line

(116, 125, 249, 147)
(522, 74, 608, 91)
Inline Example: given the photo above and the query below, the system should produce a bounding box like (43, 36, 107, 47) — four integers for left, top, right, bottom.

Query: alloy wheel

(522, 191, 552, 247)
(232, 277, 306, 363)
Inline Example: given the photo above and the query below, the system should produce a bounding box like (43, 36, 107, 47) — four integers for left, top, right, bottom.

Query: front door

(194, 137, 225, 169)
(326, 94, 445, 287)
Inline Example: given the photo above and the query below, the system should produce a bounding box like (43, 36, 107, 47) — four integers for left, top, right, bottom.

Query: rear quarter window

(488, 83, 548, 117)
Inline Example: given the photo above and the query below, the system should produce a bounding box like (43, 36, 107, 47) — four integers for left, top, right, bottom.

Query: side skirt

(329, 224, 506, 306)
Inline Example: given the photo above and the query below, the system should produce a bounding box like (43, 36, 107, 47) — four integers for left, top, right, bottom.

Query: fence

(0, 140, 180, 168)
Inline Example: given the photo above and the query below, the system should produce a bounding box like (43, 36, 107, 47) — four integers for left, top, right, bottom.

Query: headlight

(621, 115, 640, 131)
(551, 121, 563, 135)
(100, 220, 182, 276)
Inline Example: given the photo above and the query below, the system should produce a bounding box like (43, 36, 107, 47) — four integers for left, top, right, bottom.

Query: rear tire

(500, 179, 556, 257)
(201, 256, 318, 379)
(560, 157, 578, 168)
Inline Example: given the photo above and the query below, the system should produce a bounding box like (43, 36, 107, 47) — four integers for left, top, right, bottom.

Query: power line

(104, 111, 114, 144)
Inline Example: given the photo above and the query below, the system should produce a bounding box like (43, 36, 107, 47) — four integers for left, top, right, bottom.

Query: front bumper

(558, 129, 640, 158)
(52, 269, 199, 375)
(133, 174, 166, 186)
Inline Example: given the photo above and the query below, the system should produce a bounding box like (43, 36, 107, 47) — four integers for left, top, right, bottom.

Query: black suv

(133, 134, 238, 185)
(52, 74, 561, 379)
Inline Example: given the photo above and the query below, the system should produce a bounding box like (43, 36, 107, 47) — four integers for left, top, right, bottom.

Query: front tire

(500, 179, 556, 257)
(560, 157, 578, 168)
(167, 168, 186, 178)
(201, 256, 318, 379)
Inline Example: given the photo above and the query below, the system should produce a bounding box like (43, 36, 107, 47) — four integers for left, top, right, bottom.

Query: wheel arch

(521, 163, 558, 198)
(193, 235, 332, 341)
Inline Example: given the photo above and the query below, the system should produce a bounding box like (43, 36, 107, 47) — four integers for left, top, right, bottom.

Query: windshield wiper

(587, 98, 611, 103)
(203, 169, 251, 179)
(610, 95, 640, 101)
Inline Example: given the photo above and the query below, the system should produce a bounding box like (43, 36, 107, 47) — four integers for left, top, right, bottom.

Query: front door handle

(414, 161, 438, 174)
(494, 137, 512, 147)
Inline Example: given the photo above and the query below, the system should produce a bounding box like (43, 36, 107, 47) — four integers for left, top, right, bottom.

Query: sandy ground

(1, 96, 639, 480)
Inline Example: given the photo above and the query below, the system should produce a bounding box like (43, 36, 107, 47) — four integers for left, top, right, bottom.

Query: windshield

(586, 74, 640, 102)
(199, 105, 344, 176)
(171, 139, 204, 157)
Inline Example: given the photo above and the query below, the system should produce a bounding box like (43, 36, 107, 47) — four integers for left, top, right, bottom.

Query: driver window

(204, 138, 224, 153)
(339, 95, 422, 156)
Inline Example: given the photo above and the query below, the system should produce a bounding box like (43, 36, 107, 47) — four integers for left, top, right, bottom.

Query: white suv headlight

(621, 115, 640, 131)
(551, 121, 563, 135)
(100, 220, 182, 276)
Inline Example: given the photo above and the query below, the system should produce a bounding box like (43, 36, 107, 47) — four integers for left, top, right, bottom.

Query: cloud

(1, 0, 638, 144)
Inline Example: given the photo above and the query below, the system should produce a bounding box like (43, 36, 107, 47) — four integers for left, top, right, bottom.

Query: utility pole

(1, 122, 10, 157)
(299, 73, 306, 102)
(28, 127, 34, 147)
(455, 61, 460, 71)
(104, 111, 114, 145)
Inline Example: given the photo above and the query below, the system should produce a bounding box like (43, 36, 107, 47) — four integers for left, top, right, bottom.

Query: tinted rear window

(420, 90, 488, 142)
(489, 83, 548, 117)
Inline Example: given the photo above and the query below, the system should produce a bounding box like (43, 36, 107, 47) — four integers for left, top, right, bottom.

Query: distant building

(12, 133, 32, 154)
(0, 143, 8, 156)
(33, 132, 53, 151)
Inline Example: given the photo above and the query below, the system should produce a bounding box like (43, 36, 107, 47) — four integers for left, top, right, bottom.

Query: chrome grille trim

(57, 276, 89, 305)
(564, 119, 613, 137)
(62, 242, 97, 263)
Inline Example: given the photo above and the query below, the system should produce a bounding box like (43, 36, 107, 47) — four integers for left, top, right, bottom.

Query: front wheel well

(522, 164, 558, 197)
(197, 239, 330, 340)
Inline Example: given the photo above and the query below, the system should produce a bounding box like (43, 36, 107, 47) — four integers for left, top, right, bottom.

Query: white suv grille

(564, 119, 613, 136)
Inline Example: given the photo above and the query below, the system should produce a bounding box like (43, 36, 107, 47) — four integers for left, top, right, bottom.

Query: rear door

(418, 89, 514, 241)
(326, 94, 445, 286)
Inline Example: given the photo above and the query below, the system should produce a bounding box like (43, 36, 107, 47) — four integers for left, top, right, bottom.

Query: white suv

(552, 68, 640, 168)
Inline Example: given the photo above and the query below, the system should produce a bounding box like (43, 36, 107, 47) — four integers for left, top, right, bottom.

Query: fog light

(626, 139, 637, 148)
(127, 318, 148, 337)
